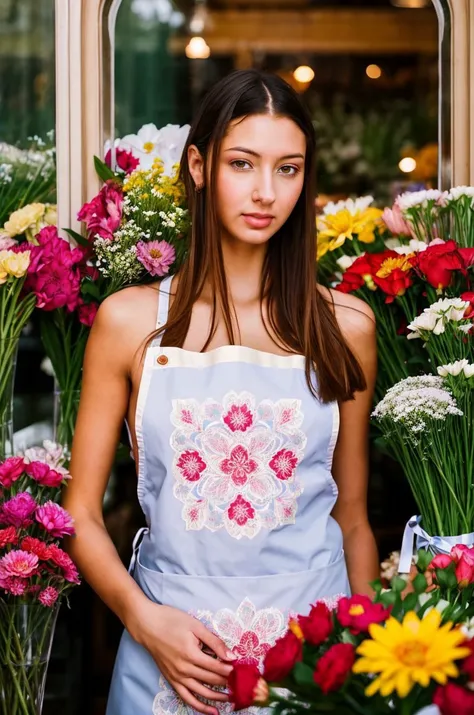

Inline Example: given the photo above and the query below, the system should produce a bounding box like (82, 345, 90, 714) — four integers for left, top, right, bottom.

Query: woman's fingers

(174, 683, 220, 715)
(184, 678, 229, 702)
(186, 665, 229, 688)
(193, 649, 234, 678)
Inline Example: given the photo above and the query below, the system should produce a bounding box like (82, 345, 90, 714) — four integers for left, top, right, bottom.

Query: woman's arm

(63, 290, 234, 715)
(331, 295, 380, 596)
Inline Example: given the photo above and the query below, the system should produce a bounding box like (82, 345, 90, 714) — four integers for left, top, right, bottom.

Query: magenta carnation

(25, 461, 64, 488)
(77, 181, 123, 240)
(0, 492, 37, 528)
(35, 501, 75, 538)
(77, 301, 98, 327)
(48, 544, 80, 583)
(136, 240, 175, 277)
(0, 457, 25, 488)
(21, 537, 51, 560)
(38, 586, 59, 607)
(0, 526, 18, 549)
(0, 549, 38, 578)
(105, 148, 139, 175)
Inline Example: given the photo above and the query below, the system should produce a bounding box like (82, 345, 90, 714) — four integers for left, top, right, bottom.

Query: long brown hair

(149, 69, 366, 403)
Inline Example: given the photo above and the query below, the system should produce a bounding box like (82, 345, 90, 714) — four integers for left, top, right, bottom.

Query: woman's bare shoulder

(317, 284, 376, 341)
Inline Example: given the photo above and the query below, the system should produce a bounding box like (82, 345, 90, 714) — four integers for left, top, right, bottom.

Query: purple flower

(136, 240, 175, 277)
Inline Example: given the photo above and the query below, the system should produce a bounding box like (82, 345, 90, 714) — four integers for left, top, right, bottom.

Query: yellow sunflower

(353, 609, 470, 699)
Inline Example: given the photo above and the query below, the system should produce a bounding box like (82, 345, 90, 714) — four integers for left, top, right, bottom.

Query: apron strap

(155, 275, 173, 335)
(128, 526, 149, 575)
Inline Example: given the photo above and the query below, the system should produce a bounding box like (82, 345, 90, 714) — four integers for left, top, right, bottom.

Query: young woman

(64, 69, 379, 715)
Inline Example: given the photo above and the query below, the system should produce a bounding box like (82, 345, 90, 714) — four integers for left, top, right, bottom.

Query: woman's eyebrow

(225, 146, 304, 160)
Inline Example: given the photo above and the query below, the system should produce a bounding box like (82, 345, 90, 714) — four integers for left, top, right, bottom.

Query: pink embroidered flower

(0, 492, 37, 528)
(136, 240, 175, 277)
(228, 495, 255, 526)
(77, 301, 99, 327)
(21, 537, 51, 560)
(234, 631, 272, 666)
(35, 501, 75, 538)
(220, 446, 258, 487)
(0, 456, 25, 488)
(77, 181, 123, 240)
(0, 549, 38, 578)
(105, 148, 139, 175)
(38, 586, 59, 607)
(223, 404, 253, 432)
(0, 526, 18, 548)
(48, 544, 80, 583)
(25, 461, 64, 488)
(269, 449, 298, 480)
(176, 451, 207, 482)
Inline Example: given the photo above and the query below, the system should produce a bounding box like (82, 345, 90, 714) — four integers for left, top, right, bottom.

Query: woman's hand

(129, 601, 236, 715)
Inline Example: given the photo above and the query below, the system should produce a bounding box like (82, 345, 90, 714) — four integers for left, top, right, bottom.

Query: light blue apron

(106, 276, 350, 715)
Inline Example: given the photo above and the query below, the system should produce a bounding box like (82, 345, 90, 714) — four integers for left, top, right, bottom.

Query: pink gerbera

(0, 549, 39, 578)
(35, 501, 75, 538)
(136, 240, 175, 277)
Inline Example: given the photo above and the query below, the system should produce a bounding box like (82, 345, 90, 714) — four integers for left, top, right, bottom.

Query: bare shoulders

(317, 284, 376, 343)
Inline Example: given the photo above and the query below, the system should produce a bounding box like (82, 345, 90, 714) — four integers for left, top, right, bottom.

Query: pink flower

(25, 461, 64, 488)
(456, 554, 474, 589)
(269, 449, 298, 481)
(429, 553, 453, 570)
(77, 181, 123, 240)
(0, 236, 18, 250)
(382, 204, 412, 236)
(35, 501, 75, 538)
(0, 456, 25, 488)
(105, 148, 139, 175)
(48, 544, 80, 583)
(0, 492, 37, 528)
(176, 451, 207, 482)
(77, 301, 98, 327)
(451, 545, 474, 565)
(136, 240, 175, 277)
(21, 537, 51, 560)
(33, 261, 81, 312)
(223, 405, 253, 432)
(0, 526, 18, 548)
(38, 586, 59, 607)
(220, 446, 258, 486)
(0, 549, 38, 578)
(228, 495, 255, 526)
(0, 576, 28, 596)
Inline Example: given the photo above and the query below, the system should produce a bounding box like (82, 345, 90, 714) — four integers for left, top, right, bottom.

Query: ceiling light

(390, 0, 431, 7)
(185, 36, 211, 59)
(366, 64, 382, 79)
(399, 157, 417, 173)
(293, 65, 314, 83)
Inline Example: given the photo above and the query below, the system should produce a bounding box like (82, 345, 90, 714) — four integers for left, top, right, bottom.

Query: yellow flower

(1, 250, 30, 278)
(0, 251, 8, 285)
(317, 207, 383, 252)
(4, 203, 45, 237)
(376, 254, 414, 279)
(353, 609, 470, 699)
(289, 619, 304, 642)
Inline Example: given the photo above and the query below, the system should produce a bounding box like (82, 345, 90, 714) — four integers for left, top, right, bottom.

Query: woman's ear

(188, 145, 205, 190)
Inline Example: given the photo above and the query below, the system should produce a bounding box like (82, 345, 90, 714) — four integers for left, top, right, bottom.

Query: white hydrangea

(407, 298, 471, 339)
(322, 195, 374, 216)
(438, 360, 474, 378)
(372, 375, 463, 433)
(445, 185, 474, 202)
(396, 189, 447, 211)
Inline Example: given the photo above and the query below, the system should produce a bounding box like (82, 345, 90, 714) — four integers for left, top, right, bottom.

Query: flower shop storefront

(1, 0, 474, 713)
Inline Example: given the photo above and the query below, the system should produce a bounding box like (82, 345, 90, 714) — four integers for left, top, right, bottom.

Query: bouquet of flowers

(0, 443, 80, 715)
(228, 548, 474, 715)
(0, 134, 56, 229)
(76, 122, 190, 295)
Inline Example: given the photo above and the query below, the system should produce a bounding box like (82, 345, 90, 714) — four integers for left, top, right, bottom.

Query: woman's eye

(231, 160, 251, 170)
(279, 165, 299, 176)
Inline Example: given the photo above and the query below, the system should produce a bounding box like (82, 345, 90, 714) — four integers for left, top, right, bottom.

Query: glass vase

(0, 337, 19, 460)
(53, 380, 81, 457)
(0, 602, 60, 715)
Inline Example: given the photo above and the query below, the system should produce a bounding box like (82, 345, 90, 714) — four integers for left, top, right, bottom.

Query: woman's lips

(242, 214, 274, 229)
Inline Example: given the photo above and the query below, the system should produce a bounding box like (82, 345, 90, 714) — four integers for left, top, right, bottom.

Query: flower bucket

(0, 337, 19, 460)
(398, 515, 474, 572)
(52, 380, 80, 457)
(0, 602, 59, 715)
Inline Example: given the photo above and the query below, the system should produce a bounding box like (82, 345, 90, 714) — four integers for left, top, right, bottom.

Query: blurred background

(0, 0, 444, 712)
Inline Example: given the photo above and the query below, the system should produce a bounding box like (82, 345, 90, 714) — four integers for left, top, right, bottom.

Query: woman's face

(215, 114, 306, 247)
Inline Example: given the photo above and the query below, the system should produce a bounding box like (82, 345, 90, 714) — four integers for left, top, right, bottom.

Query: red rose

(336, 254, 374, 295)
(416, 239, 465, 289)
(337, 595, 391, 635)
(461, 639, 474, 682)
(298, 601, 333, 645)
(460, 247, 474, 268)
(105, 147, 139, 175)
(263, 630, 302, 682)
(228, 662, 261, 710)
(313, 643, 355, 694)
(433, 682, 474, 715)
(461, 292, 474, 319)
